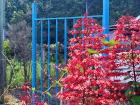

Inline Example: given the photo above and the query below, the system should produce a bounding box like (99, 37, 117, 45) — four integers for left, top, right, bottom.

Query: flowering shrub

(19, 16, 140, 105)
(113, 16, 140, 94)
(57, 17, 128, 105)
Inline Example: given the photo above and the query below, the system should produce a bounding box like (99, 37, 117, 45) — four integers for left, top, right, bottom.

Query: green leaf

(102, 39, 119, 46)
(124, 76, 131, 80)
(56, 80, 62, 87)
(76, 64, 84, 73)
(87, 49, 99, 55)
(131, 96, 140, 104)
(46, 92, 52, 97)
(109, 40, 119, 46)
(125, 89, 133, 97)
(63, 69, 68, 73)
(32, 88, 36, 93)
(79, 67, 84, 73)
(102, 39, 110, 44)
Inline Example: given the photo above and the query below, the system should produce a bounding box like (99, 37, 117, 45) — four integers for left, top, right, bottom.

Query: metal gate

(32, 0, 109, 104)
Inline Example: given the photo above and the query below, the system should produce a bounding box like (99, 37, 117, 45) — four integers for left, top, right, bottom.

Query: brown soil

(4, 94, 22, 105)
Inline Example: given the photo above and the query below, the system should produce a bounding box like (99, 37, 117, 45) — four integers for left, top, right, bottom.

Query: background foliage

(3, 0, 140, 89)
(5, 0, 140, 25)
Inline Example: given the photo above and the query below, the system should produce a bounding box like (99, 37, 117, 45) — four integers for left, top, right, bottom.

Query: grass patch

(6, 59, 59, 88)
(131, 96, 140, 105)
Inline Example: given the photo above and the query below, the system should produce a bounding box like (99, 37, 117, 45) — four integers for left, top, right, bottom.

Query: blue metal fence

(32, 0, 109, 104)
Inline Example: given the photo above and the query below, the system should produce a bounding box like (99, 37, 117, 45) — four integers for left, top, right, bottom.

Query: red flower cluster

(58, 17, 128, 105)
(19, 83, 48, 105)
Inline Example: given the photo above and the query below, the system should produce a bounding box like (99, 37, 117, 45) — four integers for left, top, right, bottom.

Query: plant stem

(131, 42, 137, 92)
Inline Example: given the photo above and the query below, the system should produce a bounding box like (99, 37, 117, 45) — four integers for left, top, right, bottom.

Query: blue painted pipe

(64, 19, 67, 64)
(40, 20, 44, 101)
(55, 19, 59, 105)
(103, 0, 110, 36)
(47, 19, 51, 105)
(35, 15, 103, 21)
(32, 2, 37, 105)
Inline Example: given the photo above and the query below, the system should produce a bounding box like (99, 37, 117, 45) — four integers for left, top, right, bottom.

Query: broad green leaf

(109, 40, 119, 46)
(102, 39, 110, 44)
(87, 49, 99, 55)
(102, 39, 119, 46)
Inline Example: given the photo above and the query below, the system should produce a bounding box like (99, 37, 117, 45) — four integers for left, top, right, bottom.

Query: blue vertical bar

(55, 19, 59, 105)
(102, 0, 109, 56)
(82, 18, 84, 42)
(82, 17, 84, 38)
(73, 19, 76, 38)
(40, 20, 44, 101)
(64, 19, 67, 64)
(47, 19, 51, 105)
(32, 2, 37, 105)
(85, 0, 88, 14)
(103, 0, 109, 37)
(92, 17, 95, 37)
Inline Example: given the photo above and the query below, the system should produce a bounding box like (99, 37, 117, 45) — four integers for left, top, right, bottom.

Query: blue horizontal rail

(35, 15, 103, 21)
